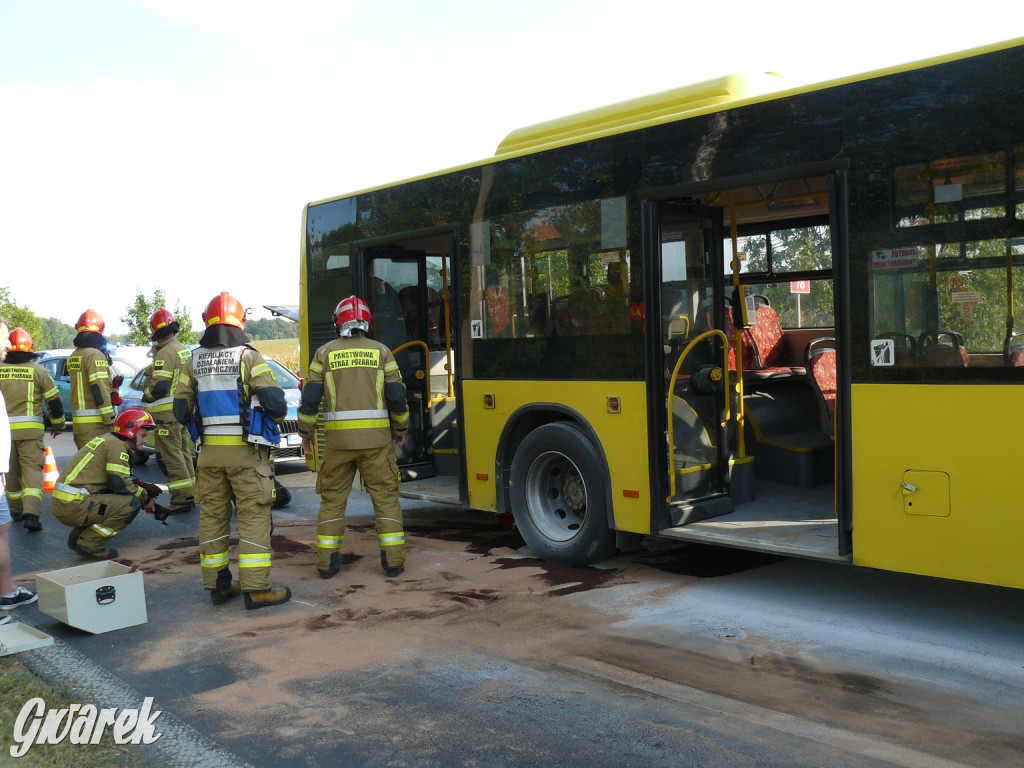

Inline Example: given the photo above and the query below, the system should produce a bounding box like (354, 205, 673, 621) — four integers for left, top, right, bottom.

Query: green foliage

(0, 286, 42, 341)
(246, 317, 299, 340)
(121, 289, 195, 346)
(39, 316, 76, 349)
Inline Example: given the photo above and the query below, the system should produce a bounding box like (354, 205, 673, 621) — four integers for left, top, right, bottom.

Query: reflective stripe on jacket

(301, 336, 407, 450)
(0, 361, 62, 439)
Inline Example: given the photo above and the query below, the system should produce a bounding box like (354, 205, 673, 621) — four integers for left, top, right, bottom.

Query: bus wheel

(509, 422, 616, 565)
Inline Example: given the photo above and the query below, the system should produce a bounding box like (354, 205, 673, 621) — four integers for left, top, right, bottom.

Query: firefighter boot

(381, 551, 404, 578)
(244, 586, 292, 610)
(210, 567, 241, 605)
(23, 515, 43, 532)
(67, 526, 86, 551)
(318, 552, 342, 580)
(76, 543, 119, 560)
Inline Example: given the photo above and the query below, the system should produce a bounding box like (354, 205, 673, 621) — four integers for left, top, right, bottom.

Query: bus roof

(493, 72, 789, 158)
(307, 36, 1024, 208)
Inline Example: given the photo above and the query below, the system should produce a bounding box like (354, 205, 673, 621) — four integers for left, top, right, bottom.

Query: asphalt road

(5, 432, 1024, 768)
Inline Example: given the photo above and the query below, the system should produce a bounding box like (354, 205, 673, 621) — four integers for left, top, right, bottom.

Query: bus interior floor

(657, 481, 843, 562)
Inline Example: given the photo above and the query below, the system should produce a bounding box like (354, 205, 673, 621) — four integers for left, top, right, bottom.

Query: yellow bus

(300, 38, 1024, 590)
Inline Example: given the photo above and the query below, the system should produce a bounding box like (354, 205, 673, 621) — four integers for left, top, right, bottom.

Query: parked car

(38, 352, 144, 429)
(119, 356, 304, 463)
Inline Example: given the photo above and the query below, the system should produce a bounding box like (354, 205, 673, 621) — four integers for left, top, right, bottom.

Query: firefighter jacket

(298, 334, 409, 450)
(0, 387, 8, 475)
(142, 336, 191, 419)
(0, 358, 64, 440)
(173, 344, 285, 468)
(52, 433, 147, 505)
(68, 344, 114, 428)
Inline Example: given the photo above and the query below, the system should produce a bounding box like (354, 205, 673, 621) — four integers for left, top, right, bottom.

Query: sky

(1, 0, 1021, 335)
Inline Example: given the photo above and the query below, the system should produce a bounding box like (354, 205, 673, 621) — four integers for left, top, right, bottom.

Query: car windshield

(265, 358, 299, 388)
(111, 359, 138, 379)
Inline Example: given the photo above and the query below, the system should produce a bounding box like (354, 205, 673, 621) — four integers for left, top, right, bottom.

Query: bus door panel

(365, 249, 435, 479)
(654, 202, 733, 520)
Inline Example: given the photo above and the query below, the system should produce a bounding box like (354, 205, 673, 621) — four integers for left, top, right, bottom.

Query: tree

(121, 289, 196, 346)
(0, 286, 42, 343)
(39, 317, 75, 349)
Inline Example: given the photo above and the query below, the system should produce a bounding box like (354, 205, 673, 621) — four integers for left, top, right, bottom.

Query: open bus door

(364, 248, 437, 481)
(650, 201, 741, 526)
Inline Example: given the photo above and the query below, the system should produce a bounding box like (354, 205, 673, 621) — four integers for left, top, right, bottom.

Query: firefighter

(0, 328, 65, 531)
(141, 307, 195, 514)
(173, 292, 291, 609)
(52, 407, 159, 560)
(298, 295, 410, 580)
(68, 309, 117, 448)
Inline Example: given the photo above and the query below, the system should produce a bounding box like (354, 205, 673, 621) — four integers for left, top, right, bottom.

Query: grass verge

(0, 655, 154, 767)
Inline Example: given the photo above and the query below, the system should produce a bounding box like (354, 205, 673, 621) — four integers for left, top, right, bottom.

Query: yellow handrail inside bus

(392, 339, 431, 410)
(666, 329, 730, 502)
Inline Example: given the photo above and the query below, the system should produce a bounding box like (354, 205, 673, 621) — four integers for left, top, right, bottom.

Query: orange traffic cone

(43, 446, 59, 492)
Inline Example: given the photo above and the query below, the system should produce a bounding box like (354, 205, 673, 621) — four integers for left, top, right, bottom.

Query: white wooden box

(36, 561, 147, 634)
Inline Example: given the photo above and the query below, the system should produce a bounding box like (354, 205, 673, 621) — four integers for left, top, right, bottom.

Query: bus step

(666, 493, 733, 526)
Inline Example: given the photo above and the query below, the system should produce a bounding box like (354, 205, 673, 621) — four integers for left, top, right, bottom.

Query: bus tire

(509, 421, 616, 565)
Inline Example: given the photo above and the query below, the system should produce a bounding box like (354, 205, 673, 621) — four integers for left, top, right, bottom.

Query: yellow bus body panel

(851, 383, 1024, 589)
(462, 379, 652, 534)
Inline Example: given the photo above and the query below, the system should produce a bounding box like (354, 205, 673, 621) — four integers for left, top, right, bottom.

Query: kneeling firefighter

(52, 408, 162, 560)
(173, 291, 291, 610)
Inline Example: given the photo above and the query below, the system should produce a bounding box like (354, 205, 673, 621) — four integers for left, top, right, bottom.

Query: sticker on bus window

(870, 338, 894, 366)
(471, 320, 484, 339)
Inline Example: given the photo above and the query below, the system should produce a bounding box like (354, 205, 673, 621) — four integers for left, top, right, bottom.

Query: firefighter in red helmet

(68, 309, 116, 448)
(0, 328, 65, 531)
(298, 295, 410, 579)
(174, 292, 292, 609)
(51, 408, 160, 560)
(141, 307, 195, 515)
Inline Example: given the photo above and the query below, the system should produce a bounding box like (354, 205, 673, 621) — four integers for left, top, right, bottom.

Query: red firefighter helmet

(333, 295, 372, 336)
(149, 307, 176, 334)
(9, 327, 33, 353)
(112, 407, 156, 440)
(76, 309, 105, 334)
(202, 292, 246, 329)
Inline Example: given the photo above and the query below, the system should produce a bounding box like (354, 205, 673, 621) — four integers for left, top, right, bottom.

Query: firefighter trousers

(315, 444, 405, 571)
(51, 493, 142, 550)
(5, 436, 44, 518)
(73, 421, 110, 449)
(196, 461, 275, 592)
(154, 418, 195, 506)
